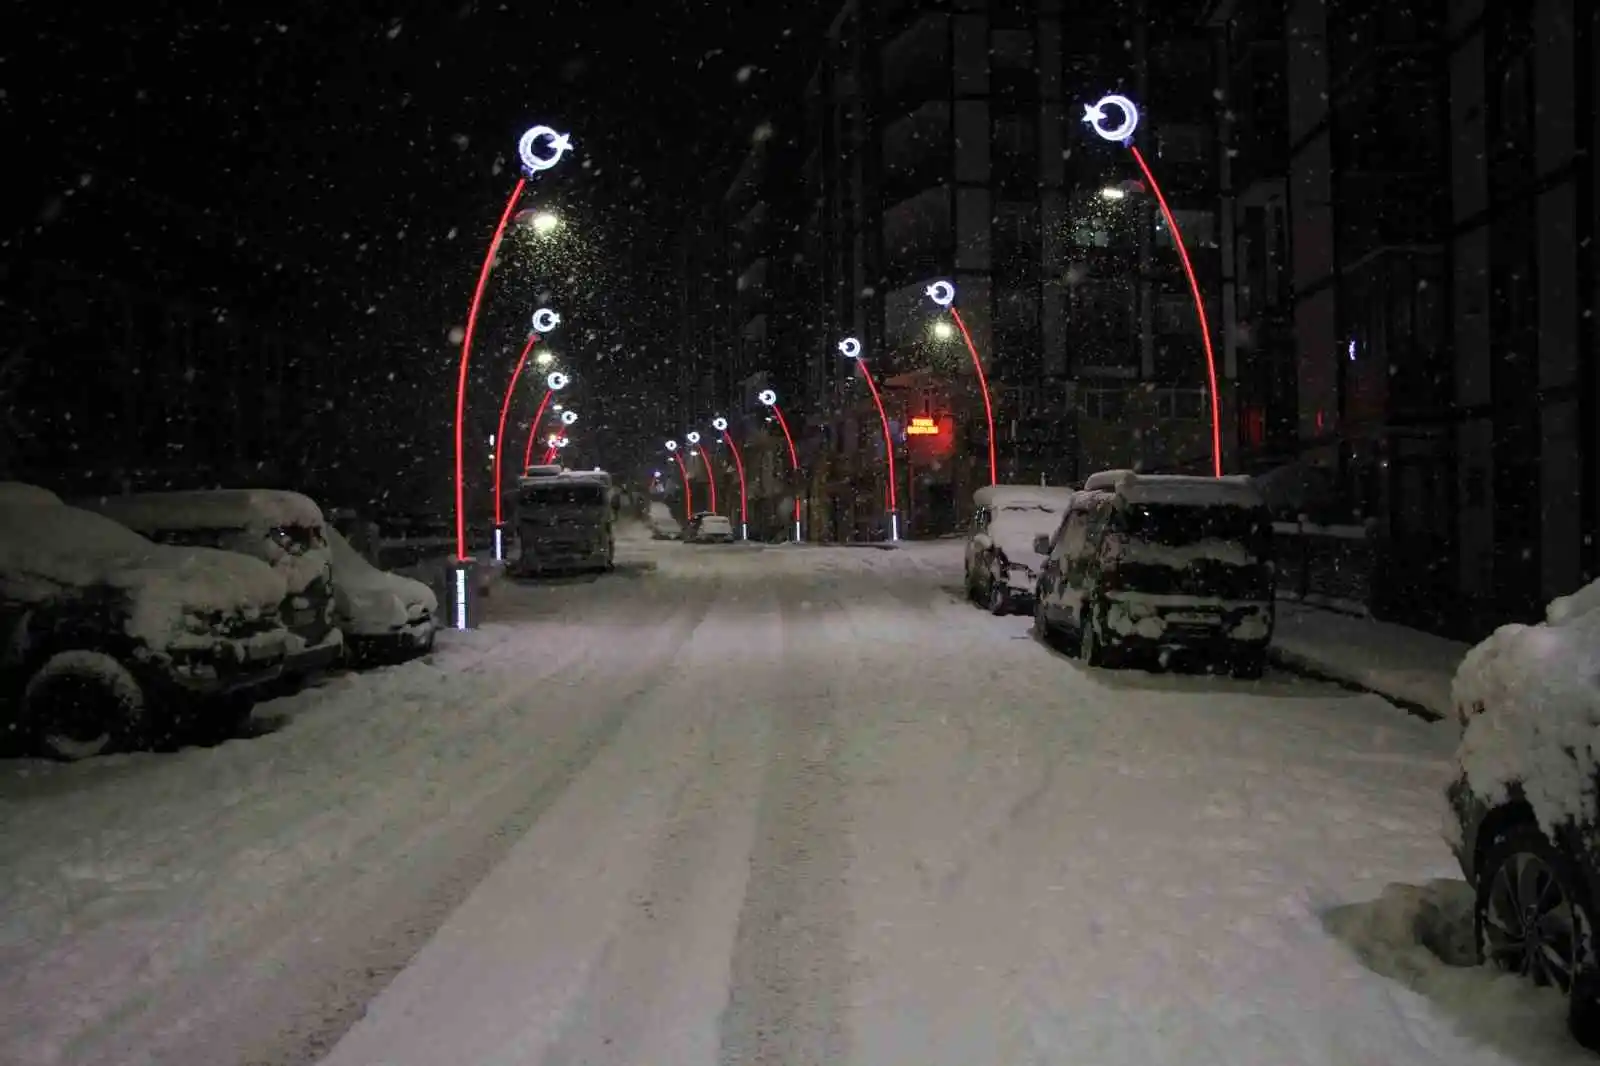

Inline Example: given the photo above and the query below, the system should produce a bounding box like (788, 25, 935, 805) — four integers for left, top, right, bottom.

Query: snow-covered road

(0, 536, 1585, 1064)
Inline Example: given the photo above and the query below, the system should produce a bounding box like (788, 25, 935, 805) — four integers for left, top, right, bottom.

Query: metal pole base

(447, 558, 481, 631)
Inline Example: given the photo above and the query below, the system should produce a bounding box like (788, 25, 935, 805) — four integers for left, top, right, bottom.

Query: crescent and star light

(560, 410, 578, 426)
(1081, 92, 1223, 478)
(518, 126, 574, 175)
(530, 308, 561, 333)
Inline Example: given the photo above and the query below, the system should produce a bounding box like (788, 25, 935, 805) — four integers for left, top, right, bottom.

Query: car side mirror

(1033, 534, 1051, 555)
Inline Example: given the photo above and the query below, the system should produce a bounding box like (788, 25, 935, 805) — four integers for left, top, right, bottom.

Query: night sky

(6, 0, 820, 504)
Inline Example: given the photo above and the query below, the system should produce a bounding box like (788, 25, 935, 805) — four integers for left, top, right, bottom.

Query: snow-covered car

(0, 493, 290, 759)
(685, 512, 734, 543)
(964, 484, 1077, 615)
(1445, 578, 1600, 1048)
(1032, 470, 1274, 676)
(327, 526, 437, 664)
(80, 489, 343, 681)
(648, 500, 683, 540)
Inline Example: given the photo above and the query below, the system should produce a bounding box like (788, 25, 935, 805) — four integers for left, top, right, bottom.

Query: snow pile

(0, 482, 63, 507)
(327, 527, 435, 635)
(976, 488, 1074, 563)
(0, 504, 286, 650)
(1454, 579, 1600, 838)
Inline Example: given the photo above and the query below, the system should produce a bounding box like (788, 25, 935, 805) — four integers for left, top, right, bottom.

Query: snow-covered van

(0, 487, 290, 759)
(326, 526, 437, 663)
(80, 489, 343, 680)
(964, 484, 1077, 614)
(510, 469, 616, 575)
(1032, 470, 1274, 676)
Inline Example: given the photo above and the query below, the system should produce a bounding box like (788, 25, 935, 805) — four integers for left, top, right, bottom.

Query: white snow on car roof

(81, 489, 327, 532)
(972, 484, 1076, 511)
(0, 482, 64, 507)
(1083, 470, 1264, 508)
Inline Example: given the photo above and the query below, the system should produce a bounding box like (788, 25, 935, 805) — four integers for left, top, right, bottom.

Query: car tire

(1475, 820, 1599, 1046)
(1033, 595, 1059, 648)
(989, 577, 1009, 615)
(1079, 603, 1109, 668)
(22, 650, 147, 761)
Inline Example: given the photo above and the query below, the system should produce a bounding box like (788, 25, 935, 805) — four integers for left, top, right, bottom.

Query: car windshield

(1119, 502, 1269, 557)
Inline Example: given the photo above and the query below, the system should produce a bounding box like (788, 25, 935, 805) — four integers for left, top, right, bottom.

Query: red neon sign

(906, 416, 940, 436)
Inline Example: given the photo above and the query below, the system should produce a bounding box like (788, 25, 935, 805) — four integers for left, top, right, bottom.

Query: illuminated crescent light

(758, 389, 777, 406)
(712, 416, 729, 432)
(560, 409, 578, 426)
(838, 337, 862, 359)
(546, 371, 569, 390)
(518, 125, 574, 175)
(555, 437, 569, 448)
(547, 434, 561, 446)
(686, 431, 701, 445)
(665, 440, 678, 451)
(1083, 95, 1140, 143)
(531, 308, 561, 333)
(925, 280, 955, 307)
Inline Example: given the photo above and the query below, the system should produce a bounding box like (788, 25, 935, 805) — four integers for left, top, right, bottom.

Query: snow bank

(328, 528, 435, 636)
(0, 505, 286, 649)
(83, 489, 326, 533)
(972, 484, 1076, 512)
(1454, 579, 1600, 838)
(0, 482, 63, 507)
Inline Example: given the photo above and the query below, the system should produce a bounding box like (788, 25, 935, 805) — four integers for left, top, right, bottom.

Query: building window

(1156, 208, 1217, 249)
(1155, 388, 1206, 420)
(1156, 124, 1209, 164)
(1155, 293, 1193, 334)
(993, 114, 1037, 156)
(992, 29, 1033, 70)
(1082, 388, 1127, 420)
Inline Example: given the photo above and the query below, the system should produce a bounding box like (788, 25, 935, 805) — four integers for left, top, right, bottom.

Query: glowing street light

(711, 416, 748, 540)
(838, 337, 900, 542)
(931, 320, 954, 341)
(535, 350, 555, 367)
(529, 211, 561, 235)
(1083, 92, 1221, 477)
(683, 431, 717, 513)
(924, 279, 997, 486)
(758, 387, 802, 542)
(666, 440, 693, 520)
(520, 368, 570, 474)
(490, 322, 554, 562)
(450, 121, 573, 631)
(1100, 186, 1127, 200)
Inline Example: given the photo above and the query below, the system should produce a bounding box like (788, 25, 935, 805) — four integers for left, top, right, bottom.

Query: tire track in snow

(716, 576, 857, 1066)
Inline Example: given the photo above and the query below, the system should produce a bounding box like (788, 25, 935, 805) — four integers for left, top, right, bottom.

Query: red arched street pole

(759, 389, 802, 541)
(669, 451, 693, 521)
(1129, 144, 1222, 478)
(839, 338, 899, 541)
(491, 331, 540, 560)
(948, 309, 997, 485)
(697, 449, 718, 513)
(522, 393, 553, 472)
(453, 176, 526, 561)
(715, 420, 748, 539)
(1083, 95, 1221, 478)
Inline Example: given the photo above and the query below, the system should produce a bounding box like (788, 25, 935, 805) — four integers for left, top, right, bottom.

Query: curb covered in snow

(1266, 645, 1443, 722)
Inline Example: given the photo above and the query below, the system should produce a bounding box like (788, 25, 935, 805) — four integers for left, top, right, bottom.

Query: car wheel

(989, 577, 1009, 615)
(1033, 595, 1059, 647)
(1078, 604, 1107, 667)
(22, 650, 147, 761)
(1476, 819, 1596, 1042)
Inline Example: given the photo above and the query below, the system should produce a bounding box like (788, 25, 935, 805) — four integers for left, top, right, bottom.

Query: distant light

(535, 350, 555, 366)
(686, 431, 701, 444)
(530, 212, 561, 235)
(712, 416, 729, 432)
(546, 371, 569, 390)
(561, 409, 578, 425)
(1100, 186, 1127, 200)
(654, 469, 662, 478)
(531, 308, 560, 333)
(932, 320, 954, 340)
(548, 434, 562, 446)
(758, 388, 777, 406)
(925, 280, 955, 307)
(552, 403, 564, 411)
(518, 125, 573, 175)
(665, 440, 678, 451)
(838, 337, 861, 359)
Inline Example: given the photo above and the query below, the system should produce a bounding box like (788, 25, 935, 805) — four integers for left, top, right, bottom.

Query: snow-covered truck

(0, 484, 291, 759)
(508, 467, 617, 576)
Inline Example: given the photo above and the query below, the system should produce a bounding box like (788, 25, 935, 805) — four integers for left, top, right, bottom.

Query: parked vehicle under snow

(327, 527, 437, 663)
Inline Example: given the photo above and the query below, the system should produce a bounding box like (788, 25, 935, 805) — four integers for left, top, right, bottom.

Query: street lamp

(521, 369, 570, 473)
(530, 211, 561, 235)
(535, 350, 555, 366)
(931, 320, 954, 341)
(451, 122, 573, 575)
(686, 430, 717, 513)
(838, 337, 900, 542)
(758, 388, 802, 542)
(490, 310, 559, 563)
(712, 416, 748, 540)
(665, 440, 692, 521)
(925, 279, 997, 486)
(1083, 92, 1222, 477)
